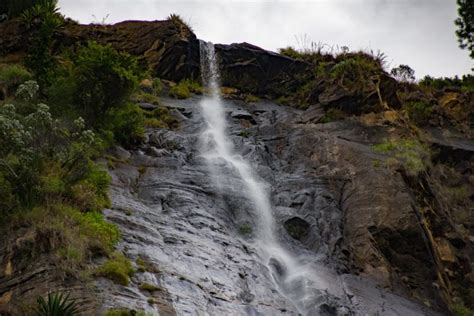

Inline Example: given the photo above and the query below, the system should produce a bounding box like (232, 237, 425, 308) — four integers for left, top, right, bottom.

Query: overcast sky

(58, 0, 473, 78)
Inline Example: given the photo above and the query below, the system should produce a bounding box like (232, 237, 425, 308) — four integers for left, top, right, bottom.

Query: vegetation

(238, 223, 252, 236)
(169, 79, 202, 99)
(320, 108, 346, 123)
(390, 64, 415, 82)
(36, 292, 79, 316)
(419, 74, 474, 91)
(95, 252, 135, 286)
(372, 138, 431, 176)
(139, 283, 161, 292)
(403, 101, 433, 125)
(0, 64, 32, 98)
(23, 0, 64, 90)
(455, 0, 474, 59)
(452, 301, 473, 316)
(105, 309, 153, 316)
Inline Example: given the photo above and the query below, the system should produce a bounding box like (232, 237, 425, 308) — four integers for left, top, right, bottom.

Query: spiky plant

(36, 292, 79, 316)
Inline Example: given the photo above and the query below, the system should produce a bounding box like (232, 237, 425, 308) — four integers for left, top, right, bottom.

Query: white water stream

(198, 41, 336, 314)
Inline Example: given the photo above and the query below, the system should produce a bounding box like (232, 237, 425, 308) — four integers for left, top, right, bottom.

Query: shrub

(139, 283, 161, 292)
(0, 64, 32, 97)
(23, 0, 64, 89)
(78, 212, 120, 253)
(67, 42, 142, 127)
(169, 79, 202, 99)
(403, 101, 433, 125)
(419, 74, 474, 91)
(96, 252, 134, 286)
(330, 55, 381, 90)
(390, 64, 415, 82)
(320, 108, 346, 123)
(238, 223, 252, 236)
(372, 138, 431, 175)
(106, 103, 145, 148)
(36, 292, 79, 316)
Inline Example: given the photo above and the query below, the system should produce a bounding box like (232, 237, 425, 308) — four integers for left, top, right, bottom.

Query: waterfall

(198, 41, 338, 315)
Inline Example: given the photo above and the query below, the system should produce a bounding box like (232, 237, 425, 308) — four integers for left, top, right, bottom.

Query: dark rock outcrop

(215, 42, 311, 97)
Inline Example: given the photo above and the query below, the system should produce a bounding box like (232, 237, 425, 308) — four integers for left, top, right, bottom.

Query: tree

(390, 64, 415, 82)
(455, 0, 474, 59)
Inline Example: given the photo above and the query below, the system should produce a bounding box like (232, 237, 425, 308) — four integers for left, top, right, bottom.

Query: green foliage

(452, 301, 473, 316)
(96, 252, 134, 286)
(68, 42, 142, 126)
(152, 78, 162, 95)
(279, 47, 305, 60)
(403, 101, 433, 125)
(78, 212, 119, 252)
(372, 138, 431, 175)
(390, 64, 415, 82)
(106, 103, 145, 148)
(0, 97, 104, 210)
(0, 64, 32, 97)
(23, 0, 64, 89)
(136, 256, 158, 273)
(244, 94, 260, 103)
(455, 0, 474, 59)
(36, 292, 79, 316)
(105, 309, 153, 316)
(139, 283, 161, 292)
(320, 108, 346, 123)
(238, 223, 252, 236)
(168, 13, 192, 31)
(330, 54, 381, 90)
(419, 74, 474, 91)
(169, 79, 202, 99)
(132, 92, 160, 105)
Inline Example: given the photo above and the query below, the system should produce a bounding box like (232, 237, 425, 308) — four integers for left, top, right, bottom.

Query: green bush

(238, 223, 252, 236)
(139, 283, 161, 292)
(106, 103, 145, 148)
(78, 212, 120, 253)
(320, 108, 346, 123)
(419, 74, 474, 91)
(0, 64, 32, 97)
(169, 79, 202, 99)
(403, 101, 433, 125)
(372, 138, 431, 175)
(96, 252, 135, 286)
(65, 42, 141, 127)
(330, 55, 381, 90)
(23, 0, 64, 89)
(36, 292, 79, 316)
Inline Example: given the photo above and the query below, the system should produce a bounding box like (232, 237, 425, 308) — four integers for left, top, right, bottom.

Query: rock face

(0, 18, 201, 82)
(215, 43, 311, 96)
(96, 96, 464, 315)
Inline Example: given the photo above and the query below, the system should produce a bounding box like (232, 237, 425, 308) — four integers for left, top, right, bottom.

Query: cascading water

(198, 41, 343, 315)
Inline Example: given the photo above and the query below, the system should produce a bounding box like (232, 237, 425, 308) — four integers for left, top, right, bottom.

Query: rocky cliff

(0, 18, 472, 315)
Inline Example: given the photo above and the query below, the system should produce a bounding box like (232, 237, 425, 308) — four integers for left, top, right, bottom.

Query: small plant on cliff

(169, 79, 202, 99)
(36, 292, 79, 316)
(403, 101, 433, 125)
(95, 252, 135, 286)
(372, 138, 431, 175)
